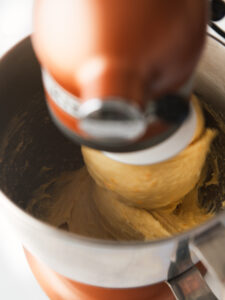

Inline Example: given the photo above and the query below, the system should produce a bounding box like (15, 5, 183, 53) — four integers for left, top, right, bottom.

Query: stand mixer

(32, 0, 208, 165)
(0, 1, 225, 300)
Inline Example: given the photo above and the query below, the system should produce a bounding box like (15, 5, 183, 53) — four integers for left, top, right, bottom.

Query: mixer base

(24, 248, 176, 300)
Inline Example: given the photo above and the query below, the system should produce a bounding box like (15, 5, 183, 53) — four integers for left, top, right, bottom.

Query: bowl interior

(0, 38, 84, 210)
(0, 37, 225, 237)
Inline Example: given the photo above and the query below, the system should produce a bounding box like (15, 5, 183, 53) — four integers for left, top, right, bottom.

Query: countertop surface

(0, 1, 224, 299)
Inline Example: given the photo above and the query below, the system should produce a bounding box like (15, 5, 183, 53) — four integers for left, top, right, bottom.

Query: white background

(0, 0, 47, 299)
(0, 1, 224, 299)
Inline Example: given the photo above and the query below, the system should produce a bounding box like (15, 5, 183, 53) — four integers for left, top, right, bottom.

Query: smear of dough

(27, 96, 217, 241)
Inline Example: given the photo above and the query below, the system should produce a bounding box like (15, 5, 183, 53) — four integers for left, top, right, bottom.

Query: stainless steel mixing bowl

(0, 35, 225, 299)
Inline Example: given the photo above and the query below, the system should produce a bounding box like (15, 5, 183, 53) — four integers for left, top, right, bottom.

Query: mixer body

(0, 0, 225, 299)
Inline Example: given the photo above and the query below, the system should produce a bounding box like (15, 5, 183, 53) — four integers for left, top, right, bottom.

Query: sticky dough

(82, 95, 215, 212)
(28, 95, 217, 241)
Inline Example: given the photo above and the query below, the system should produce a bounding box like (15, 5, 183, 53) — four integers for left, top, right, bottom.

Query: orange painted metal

(25, 249, 176, 300)
(25, 248, 207, 300)
(33, 0, 208, 140)
(33, 0, 208, 104)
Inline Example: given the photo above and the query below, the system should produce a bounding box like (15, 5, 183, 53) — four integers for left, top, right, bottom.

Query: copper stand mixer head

(32, 0, 208, 163)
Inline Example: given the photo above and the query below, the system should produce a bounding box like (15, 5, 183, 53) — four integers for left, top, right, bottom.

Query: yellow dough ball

(82, 95, 216, 211)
